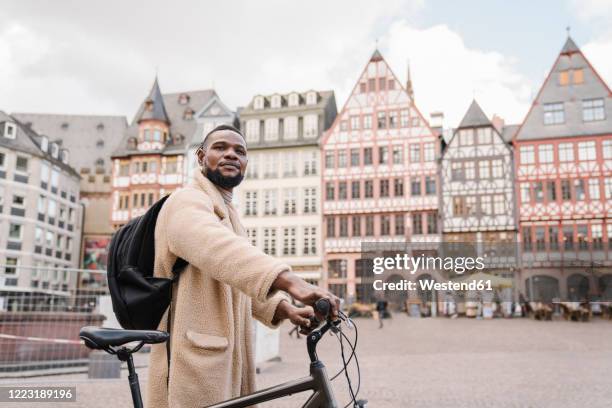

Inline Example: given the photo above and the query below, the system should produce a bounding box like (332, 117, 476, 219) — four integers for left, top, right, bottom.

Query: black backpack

(107, 194, 187, 330)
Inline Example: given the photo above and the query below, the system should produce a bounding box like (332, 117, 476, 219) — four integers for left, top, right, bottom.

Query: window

(5, 258, 17, 275)
(395, 215, 405, 235)
(303, 188, 316, 213)
(588, 179, 600, 200)
(282, 227, 296, 255)
(8, 223, 22, 240)
(326, 217, 335, 237)
(522, 227, 532, 251)
(284, 116, 298, 139)
(392, 146, 402, 164)
(364, 180, 373, 198)
(288, 93, 299, 107)
(426, 213, 437, 234)
(520, 146, 535, 164)
(263, 190, 277, 215)
(582, 98, 605, 122)
(16, 156, 28, 172)
(410, 178, 421, 196)
(363, 115, 372, 129)
(365, 216, 374, 236)
(363, 148, 373, 165)
(246, 229, 257, 247)
(520, 183, 530, 203)
(368, 78, 376, 92)
(563, 226, 574, 250)
(578, 141, 596, 161)
(379, 180, 389, 197)
(388, 111, 398, 128)
(338, 182, 347, 200)
(425, 177, 436, 195)
(325, 182, 335, 200)
(246, 155, 258, 179)
(400, 110, 409, 127)
(409, 144, 421, 163)
(393, 178, 404, 196)
(264, 118, 279, 141)
(378, 77, 386, 91)
(412, 213, 423, 235)
(477, 127, 492, 144)
(573, 68, 584, 84)
(340, 121, 348, 131)
(12, 194, 25, 207)
(466, 197, 477, 215)
(574, 179, 585, 201)
(561, 179, 572, 200)
(339, 217, 348, 237)
(253, 96, 264, 109)
(48, 200, 56, 218)
(246, 120, 260, 142)
(304, 115, 318, 138)
(283, 153, 297, 176)
(543, 102, 564, 125)
(350, 149, 360, 166)
(377, 111, 386, 129)
(35, 227, 43, 244)
(592, 224, 603, 250)
(534, 182, 544, 202)
(40, 162, 49, 182)
(306, 92, 317, 105)
(465, 161, 475, 180)
(4, 123, 16, 139)
(270, 95, 281, 108)
(605, 178, 612, 199)
(535, 227, 546, 251)
(459, 129, 474, 146)
(303, 152, 317, 175)
(244, 191, 258, 216)
(559, 143, 574, 162)
(327, 260, 347, 279)
(549, 226, 559, 250)
(303, 227, 317, 255)
(538, 144, 553, 163)
(423, 143, 435, 162)
(119, 163, 129, 177)
(547, 181, 557, 202)
(263, 228, 277, 255)
(352, 216, 361, 236)
(325, 151, 335, 168)
(493, 194, 505, 214)
(481, 196, 492, 216)
(479, 160, 491, 179)
(559, 70, 569, 86)
(283, 188, 297, 215)
(350, 116, 360, 130)
(380, 215, 390, 235)
(45, 231, 53, 247)
(578, 225, 588, 250)
(451, 162, 464, 181)
(360, 83, 367, 93)
(263, 153, 278, 178)
(378, 146, 388, 164)
(351, 181, 361, 199)
(337, 151, 347, 167)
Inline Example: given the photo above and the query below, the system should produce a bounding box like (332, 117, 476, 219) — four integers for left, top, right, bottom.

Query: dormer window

(288, 93, 299, 107)
(306, 92, 317, 105)
(40, 136, 48, 152)
(254, 96, 264, 110)
(183, 108, 194, 120)
(127, 137, 137, 149)
(96, 139, 104, 149)
(61, 122, 69, 130)
(145, 98, 154, 111)
(60, 149, 69, 164)
(51, 143, 59, 159)
(4, 122, 16, 139)
(271, 95, 282, 109)
(96, 158, 104, 167)
(96, 123, 105, 131)
(178, 93, 190, 105)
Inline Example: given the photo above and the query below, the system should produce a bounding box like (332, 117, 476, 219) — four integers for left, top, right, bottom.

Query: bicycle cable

(329, 312, 361, 408)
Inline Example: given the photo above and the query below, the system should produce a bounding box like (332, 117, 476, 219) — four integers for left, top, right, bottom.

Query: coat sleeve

(163, 189, 291, 303)
(252, 290, 291, 328)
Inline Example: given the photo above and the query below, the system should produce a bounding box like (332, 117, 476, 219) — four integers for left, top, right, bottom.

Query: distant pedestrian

(376, 299, 388, 329)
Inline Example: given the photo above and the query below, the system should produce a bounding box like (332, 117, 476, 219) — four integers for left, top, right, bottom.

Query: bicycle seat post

(117, 348, 143, 408)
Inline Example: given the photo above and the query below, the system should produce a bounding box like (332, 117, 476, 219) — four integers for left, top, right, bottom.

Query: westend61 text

(373, 279, 493, 292)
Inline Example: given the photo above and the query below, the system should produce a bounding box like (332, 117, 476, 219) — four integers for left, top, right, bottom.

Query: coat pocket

(185, 330, 229, 351)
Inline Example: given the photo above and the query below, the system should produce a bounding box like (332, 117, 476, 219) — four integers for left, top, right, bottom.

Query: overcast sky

(2, 0, 612, 127)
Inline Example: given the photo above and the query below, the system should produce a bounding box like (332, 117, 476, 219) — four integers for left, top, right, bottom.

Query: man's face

(197, 130, 247, 189)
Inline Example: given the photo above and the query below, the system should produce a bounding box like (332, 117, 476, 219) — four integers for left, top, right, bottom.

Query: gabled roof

(514, 36, 612, 141)
(458, 100, 491, 129)
(370, 49, 383, 62)
(136, 77, 170, 124)
(12, 113, 127, 173)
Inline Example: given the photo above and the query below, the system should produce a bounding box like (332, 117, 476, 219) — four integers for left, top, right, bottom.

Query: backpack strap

(166, 257, 188, 387)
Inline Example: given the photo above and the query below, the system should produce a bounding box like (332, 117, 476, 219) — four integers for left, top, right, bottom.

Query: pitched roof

(370, 49, 383, 62)
(458, 100, 491, 128)
(113, 87, 217, 157)
(136, 77, 170, 124)
(515, 36, 612, 141)
(12, 113, 127, 173)
(0, 111, 80, 178)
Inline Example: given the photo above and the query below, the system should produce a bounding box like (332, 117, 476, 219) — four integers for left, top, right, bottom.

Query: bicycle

(80, 299, 366, 408)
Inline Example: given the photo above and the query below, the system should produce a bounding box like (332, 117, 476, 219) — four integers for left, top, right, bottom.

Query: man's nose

(223, 149, 239, 160)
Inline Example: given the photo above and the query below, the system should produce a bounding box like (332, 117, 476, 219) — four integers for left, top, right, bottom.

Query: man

(146, 125, 338, 408)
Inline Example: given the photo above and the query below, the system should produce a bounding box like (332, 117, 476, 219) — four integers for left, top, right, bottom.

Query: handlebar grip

(314, 298, 331, 318)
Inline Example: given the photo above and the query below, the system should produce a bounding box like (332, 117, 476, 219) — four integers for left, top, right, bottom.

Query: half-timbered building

(514, 36, 612, 301)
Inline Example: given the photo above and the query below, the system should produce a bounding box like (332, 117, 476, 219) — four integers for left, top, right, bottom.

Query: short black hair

(199, 124, 245, 150)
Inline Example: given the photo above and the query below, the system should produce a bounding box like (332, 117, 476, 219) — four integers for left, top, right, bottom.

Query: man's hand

(272, 271, 341, 319)
(272, 300, 315, 332)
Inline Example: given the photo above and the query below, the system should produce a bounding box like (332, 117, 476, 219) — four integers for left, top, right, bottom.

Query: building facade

(0, 112, 83, 310)
(513, 37, 612, 301)
(12, 113, 127, 284)
(321, 50, 441, 303)
(110, 78, 218, 228)
(237, 90, 337, 284)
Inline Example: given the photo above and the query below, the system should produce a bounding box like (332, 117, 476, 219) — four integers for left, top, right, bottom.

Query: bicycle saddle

(80, 326, 169, 349)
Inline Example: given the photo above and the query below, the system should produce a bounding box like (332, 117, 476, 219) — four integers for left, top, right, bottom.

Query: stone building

(237, 90, 337, 284)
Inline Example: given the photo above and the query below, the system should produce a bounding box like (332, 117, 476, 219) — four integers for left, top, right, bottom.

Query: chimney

(429, 111, 444, 135)
(491, 114, 505, 133)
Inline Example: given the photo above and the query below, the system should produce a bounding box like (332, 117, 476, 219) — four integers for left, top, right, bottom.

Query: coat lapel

(190, 170, 231, 227)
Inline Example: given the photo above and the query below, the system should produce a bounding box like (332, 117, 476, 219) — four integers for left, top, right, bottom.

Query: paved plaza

(2, 315, 612, 407)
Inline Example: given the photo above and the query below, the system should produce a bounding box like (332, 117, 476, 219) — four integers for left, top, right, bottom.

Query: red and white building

(513, 37, 612, 302)
(321, 50, 441, 303)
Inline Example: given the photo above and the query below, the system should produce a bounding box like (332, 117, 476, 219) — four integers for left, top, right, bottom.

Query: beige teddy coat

(145, 170, 291, 408)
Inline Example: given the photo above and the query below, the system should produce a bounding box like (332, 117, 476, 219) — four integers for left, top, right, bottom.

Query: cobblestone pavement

(2, 316, 612, 407)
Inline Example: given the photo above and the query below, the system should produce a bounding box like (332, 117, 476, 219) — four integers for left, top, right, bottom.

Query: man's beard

(203, 166, 244, 189)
